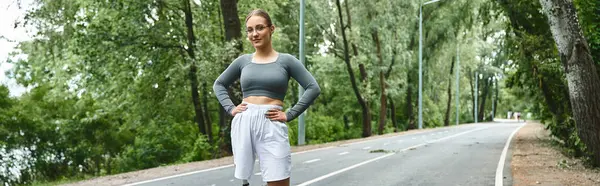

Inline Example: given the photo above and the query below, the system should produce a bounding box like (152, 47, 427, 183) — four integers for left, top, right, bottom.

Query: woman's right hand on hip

(231, 103, 248, 116)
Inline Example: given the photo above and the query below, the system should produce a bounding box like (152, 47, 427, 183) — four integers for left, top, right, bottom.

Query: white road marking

(383, 142, 390, 146)
(362, 146, 371, 150)
(297, 127, 487, 186)
(495, 124, 525, 186)
(296, 153, 395, 186)
(291, 146, 335, 155)
(304, 159, 321, 164)
(122, 164, 234, 186)
(341, 130, 432, 146)
(338, 152, 349, 155)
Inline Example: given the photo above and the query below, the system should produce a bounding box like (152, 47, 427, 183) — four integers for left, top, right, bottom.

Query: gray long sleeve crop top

(213, 53, 321, 122)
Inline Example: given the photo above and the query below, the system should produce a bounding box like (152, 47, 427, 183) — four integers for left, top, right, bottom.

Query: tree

(182, 0, 210, 141)
(539, 0, 600, 165)
(334, 0, 372, 137)
(218, 0, 243, 155)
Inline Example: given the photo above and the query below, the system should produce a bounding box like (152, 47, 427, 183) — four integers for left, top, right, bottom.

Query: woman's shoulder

(232, 54, 252, 66)
(278, 53, 297, 59)
(234, 53, 253, 61)
(277, 53, 301, 65)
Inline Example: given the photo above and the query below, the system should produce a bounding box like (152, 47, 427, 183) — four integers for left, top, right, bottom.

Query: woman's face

(246, 16, 273, 49)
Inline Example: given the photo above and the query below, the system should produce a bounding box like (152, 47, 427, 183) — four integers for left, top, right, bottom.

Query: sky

(0, 0, 34, 97)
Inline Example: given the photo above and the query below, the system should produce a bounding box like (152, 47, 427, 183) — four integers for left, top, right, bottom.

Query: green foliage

(495, 0, 599, 160)
(115, 119, 210, 172)
(575, 0, 600, 65)
(304, 114, 361, 144)
(1, 0, 513, 184)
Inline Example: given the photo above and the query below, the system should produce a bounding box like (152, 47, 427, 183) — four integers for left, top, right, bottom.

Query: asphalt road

(126, 121, 524, 186)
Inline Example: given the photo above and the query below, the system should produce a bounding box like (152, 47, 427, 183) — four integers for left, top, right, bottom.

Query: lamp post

(474, 71, 478, 123)
(298, 0, 306, 145)
(456, 44, 460, 125)
(419, 0, 447, 129)
(491, 76, 495, 120)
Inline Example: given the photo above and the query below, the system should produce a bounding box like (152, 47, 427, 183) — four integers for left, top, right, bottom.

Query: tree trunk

(405, 69, 415, 130)
(343, 115, 350, 130)
(106, 158, 112, 175)
(390, 99, 397, 132)
(183, 0, 208, 139)
(220, 0, 243, 105)
(539, 0, 600, 165)
(95, 158, 101, 176)
(468, 68, 475, 120)
(218, 106, 230, 155)
(344, 0, 359, 57)
(202, 82, 212, 142)
(478, 78, 490, 121)
(405, 24, 418, 130)
(444, 59, 455, 126)
(412, 88, 419, 126)
(371, 30, 387, 135)
(493, 77, 498, 119)
(221, 0, 242, 44)
(335, 0, 371, 137)
(219, 0, 242, 155)
(385, 38, 398, 132)
(359, 64, 367, 81)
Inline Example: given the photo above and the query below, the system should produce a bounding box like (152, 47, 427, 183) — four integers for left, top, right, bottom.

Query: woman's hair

(245, 9, 273, 26)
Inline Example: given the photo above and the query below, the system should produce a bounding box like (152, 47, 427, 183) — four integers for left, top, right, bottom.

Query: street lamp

(418, 0, 448, 129)
(456, 44, 459, 126)
(474, 71, 478, 123)
(298, 0, 306, 145)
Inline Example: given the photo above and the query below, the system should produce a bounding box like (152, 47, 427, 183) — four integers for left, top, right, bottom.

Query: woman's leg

(267, 178, 289, 186)
(231, 113, 256, 181)
(255, 119, 291, 186)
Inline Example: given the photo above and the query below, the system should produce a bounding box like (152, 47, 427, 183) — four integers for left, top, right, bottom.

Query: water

(1, 147, 28, 183)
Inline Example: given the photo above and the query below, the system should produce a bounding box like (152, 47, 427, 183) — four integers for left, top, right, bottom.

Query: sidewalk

(511, 122, 600, 185)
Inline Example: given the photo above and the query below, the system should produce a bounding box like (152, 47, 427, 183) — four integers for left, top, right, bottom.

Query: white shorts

(231, 102, 291, 182)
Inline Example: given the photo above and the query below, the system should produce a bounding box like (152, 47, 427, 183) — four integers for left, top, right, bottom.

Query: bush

(114, 120, 210, 172)
(305, 115, 360, 144)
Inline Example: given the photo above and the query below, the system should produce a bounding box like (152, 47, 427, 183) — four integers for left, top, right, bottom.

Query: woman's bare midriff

(243, 96, 284, 107)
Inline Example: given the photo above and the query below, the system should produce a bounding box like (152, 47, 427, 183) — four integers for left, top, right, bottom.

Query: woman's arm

(285, 55, 321, 122)
(213, 57, 244, 116)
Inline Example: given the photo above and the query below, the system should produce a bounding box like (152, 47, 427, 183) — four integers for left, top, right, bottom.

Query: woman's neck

(254, 45, 276, 57)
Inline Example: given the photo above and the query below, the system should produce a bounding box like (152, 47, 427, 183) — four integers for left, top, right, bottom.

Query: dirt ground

(511, 122, 600, 186)
(62, 122, 600, 186)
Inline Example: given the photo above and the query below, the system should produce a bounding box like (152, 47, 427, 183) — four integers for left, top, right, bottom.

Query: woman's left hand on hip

(265, 109, 287, 122)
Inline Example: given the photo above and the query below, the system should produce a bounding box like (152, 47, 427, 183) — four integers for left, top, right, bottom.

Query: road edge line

(122, 164, 234, 186)
(495, 123, 526, 186)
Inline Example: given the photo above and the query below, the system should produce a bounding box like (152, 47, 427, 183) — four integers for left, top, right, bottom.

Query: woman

(213, 9, 321, 186)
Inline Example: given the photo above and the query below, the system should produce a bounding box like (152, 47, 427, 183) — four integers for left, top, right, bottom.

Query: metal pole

(491, 76, 495, 120)
(297, 0, 306, 145)
(474, 71, 478, 123)
(455, 44, 459, 125)
(418, 5, 423, 129)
